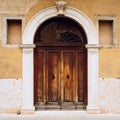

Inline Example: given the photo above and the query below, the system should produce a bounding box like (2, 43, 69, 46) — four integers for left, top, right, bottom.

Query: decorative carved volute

(55, 1, 67, 15)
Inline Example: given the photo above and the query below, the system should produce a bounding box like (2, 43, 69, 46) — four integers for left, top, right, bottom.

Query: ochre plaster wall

(0, 41, 22, 78)
(26, 0, 120, 24)
(0, 0, 120, 78)
(0, 0, 37, 78)
(99, 49, 120, 78)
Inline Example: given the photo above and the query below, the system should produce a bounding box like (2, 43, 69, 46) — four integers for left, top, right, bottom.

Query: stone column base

(21, 106, 35, 114)
(87, 106, 101, 114)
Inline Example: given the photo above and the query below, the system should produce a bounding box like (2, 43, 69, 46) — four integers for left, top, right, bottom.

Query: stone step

(35, 103, 86, 110)
(0, 112, 120, 120)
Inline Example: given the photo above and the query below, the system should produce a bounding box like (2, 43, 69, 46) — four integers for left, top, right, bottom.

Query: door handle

(50, 73, 55, 80)
(66, 74, 70, 79)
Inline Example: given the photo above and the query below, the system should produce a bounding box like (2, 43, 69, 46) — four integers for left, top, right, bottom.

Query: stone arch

(21, 6, 101, 114)
(22, 6, 98, 44)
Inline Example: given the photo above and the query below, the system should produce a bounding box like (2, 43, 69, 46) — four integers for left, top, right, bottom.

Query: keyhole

(50, 73, 55, 80)
(66, 74, 70, 79)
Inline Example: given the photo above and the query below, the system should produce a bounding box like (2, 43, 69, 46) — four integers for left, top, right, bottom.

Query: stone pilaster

(86, 44, 101, 113)
(20, 44, 36, 114)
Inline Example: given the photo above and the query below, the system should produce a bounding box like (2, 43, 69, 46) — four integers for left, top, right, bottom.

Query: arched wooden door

(34, 17, 87, 110)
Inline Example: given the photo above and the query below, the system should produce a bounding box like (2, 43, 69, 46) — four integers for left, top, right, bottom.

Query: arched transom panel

(34, 17, 87, 45)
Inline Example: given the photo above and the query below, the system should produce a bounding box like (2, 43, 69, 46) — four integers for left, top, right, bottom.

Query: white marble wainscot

(99, 78, 120, 113)
(0, 79, 22, 113)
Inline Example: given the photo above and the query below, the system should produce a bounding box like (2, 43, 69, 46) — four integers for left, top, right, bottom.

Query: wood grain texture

(34, 46, 87, 109)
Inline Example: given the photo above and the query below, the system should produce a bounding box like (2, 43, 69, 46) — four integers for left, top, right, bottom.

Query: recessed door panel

(76, 50, 87, 102)
(61, 51, 75, 102)
(47, 51, 60, 103)
(34, 51, 45, 102)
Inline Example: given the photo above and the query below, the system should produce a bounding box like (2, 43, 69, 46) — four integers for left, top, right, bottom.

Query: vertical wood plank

(34, 50, 45, 102)
(47, 50, 60, 102)
(62, 50, 74, 102)
(77, 50, 87, 103)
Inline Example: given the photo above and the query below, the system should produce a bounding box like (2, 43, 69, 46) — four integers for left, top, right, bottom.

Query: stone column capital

(85, 44, 102, 49)
(86, 44, 101, 53)
(20, 44, 36, 49)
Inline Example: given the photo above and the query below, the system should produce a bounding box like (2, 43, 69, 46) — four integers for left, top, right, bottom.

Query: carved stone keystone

(55, 1, 67, 15)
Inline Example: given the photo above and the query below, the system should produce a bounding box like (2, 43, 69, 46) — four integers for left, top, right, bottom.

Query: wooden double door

(34, 46, 87, 109)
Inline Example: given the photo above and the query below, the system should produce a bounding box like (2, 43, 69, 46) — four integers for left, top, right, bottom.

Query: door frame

(20, 6, 101, 113)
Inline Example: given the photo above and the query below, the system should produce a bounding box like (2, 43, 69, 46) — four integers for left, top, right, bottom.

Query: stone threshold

(0, 112, 120, 120)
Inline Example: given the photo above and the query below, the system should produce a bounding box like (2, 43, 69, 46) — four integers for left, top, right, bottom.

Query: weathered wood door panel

(47, 50, 60, 103)
(34, 50, 45, 103)
(34, 47, 87, 109)
(61, 50, 75, 103)
(76, 50, 87, 104)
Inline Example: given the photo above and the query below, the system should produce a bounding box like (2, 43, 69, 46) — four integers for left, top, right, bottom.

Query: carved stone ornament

(55, 1, 67, 15)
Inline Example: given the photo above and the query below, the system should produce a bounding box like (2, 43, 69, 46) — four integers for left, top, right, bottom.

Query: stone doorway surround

(20, 4, 101, 113)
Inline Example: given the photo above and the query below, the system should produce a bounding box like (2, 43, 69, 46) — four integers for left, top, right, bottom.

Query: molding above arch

(22, 6, 98, 45)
